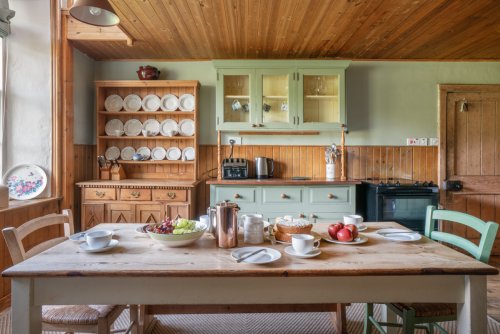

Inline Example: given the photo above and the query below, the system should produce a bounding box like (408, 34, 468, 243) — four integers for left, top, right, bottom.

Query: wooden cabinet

(214, 60, 350, 131)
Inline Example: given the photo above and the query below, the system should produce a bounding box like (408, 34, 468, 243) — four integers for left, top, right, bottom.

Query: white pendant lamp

(69, 0, 119, 27)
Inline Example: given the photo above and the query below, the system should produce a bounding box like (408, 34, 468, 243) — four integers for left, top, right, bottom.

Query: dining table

(2, 221, 498, 334)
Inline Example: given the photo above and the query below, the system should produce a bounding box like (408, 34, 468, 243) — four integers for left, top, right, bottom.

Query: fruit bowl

(146, 221, 207, 247)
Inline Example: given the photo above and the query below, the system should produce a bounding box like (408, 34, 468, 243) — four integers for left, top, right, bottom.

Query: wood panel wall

(74, 144, 97, 231)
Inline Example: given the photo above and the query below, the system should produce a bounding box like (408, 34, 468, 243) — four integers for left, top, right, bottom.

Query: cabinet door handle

(252, 123, 257, 128)
(167, 192, 176, 199)
(258, 124, 264, 127)
(327, 193, 335, 199)
(131, 191, 141, 198)
(310, 214, 317, 219)
(280, 193, 289, 199)
(299, 213, 306, 218)
(234, 193, 241, 199)
(95, 191, 105, 198)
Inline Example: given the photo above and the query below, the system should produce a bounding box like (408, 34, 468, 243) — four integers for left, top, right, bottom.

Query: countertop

(76, 179, 200, 188)
(206, 178, 361, 186)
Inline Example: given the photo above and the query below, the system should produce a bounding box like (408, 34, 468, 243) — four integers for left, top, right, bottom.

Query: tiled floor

(488, 256, 500, 322)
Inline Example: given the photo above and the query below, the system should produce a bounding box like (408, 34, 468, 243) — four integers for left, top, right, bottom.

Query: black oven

(361, 180, 439, 233)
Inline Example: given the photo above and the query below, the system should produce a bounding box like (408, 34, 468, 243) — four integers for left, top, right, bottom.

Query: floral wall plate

(2, 164, 47, 200)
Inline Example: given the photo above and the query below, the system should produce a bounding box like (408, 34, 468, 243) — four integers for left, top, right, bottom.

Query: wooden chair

(364, 205, 499, 334)
(2, 209, 137, 334)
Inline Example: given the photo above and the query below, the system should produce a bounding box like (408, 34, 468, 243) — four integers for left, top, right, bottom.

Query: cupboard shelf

(225, 95, 250, 99)
(116, 160, 195, 165)
(263, 95, 288, 99)
(99, 136, 194, 140)
(304, 95, 338, 99)
(99, 111, 195, 116)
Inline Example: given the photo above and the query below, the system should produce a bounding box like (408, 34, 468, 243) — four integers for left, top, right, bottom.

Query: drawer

(152, 189, 187, 202)
(262, 187, 302, 204)
(215, 187, 256, 203)
(309, 186, 351, 204)
(119, 188, 151, 201)
(84, 188, 116, 201)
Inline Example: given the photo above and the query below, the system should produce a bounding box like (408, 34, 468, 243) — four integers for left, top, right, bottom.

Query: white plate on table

(2, 164, 47, 200)
(151, 147, 167, 160)
(182, 147, 195, 161)
(104, 119, 124, 136)
(284, 246, 321, 259)
(120, 146, 135, 161)
(377, 229, 422, 242)
(160, 119, 178, 136)
(104, 94, 123, 112)
(166, 147, 182, 160)
(105, 146, 120, 161)
(231, 247, 281, 264)
(80, 239, 119, 253)
(179, 93, 195, 111)
(142, 94, 161, 111)
(136, 147, 151, 160)
(142, 119, 160, 136)
(178, 119, 195, 136)
(124, 119, 143, 136)
(123, 94, 142, 112)
(160, 94, 179, 111)
(322, 234, 368, 245)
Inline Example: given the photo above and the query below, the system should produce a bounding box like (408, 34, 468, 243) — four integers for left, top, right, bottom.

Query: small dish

(136, 147, 151, 160)
(160, 119, 178, 136)
(142, 119, 160, 136)
(231, 247, 281, 264)
(151, 147, 167, 160)
(182, 147, 195, 161)
(377, 228, 422, 242)
(124, 119, 143, 136)
(160, 94, 179, 111)
(105, 146, 120, 161)
(322, 234, 369, 245)
(69, 232, 86, 242)
(104, 94, 123, 112)
(142, 94, 161, 111)
(123, 94, 142, 112)
(178, 119, 195, 136)
(80, 239, 119, 253)
(166, 147, 182, 160)
(179, 93, 195, 111)
(104, 119, 124, 136)
(284, 246, 321, 259)
(120, 146, 136, 161)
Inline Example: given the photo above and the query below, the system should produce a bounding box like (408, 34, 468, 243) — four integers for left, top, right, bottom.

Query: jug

(207, 201, 240, 248)
(255, 157, 274, 179)
(136, 65, 161, 80)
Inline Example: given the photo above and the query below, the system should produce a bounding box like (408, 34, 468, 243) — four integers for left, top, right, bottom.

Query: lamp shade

(69, 0, 119, 27)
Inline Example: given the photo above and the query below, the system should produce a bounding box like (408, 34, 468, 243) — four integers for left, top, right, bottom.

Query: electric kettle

(207, 201, 240, 248)
(255, 157, 274, 179)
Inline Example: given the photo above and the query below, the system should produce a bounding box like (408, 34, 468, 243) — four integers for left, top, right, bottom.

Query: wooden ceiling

(68, 0, 500, 61)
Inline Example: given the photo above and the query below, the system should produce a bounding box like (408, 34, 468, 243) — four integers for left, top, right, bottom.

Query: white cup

(326, 163, 335, 180)
(232, 99, 242, 111)
(85, 230, 112, 249)
(199, 215, 209, 229)
(292, 234, 320, 254)
(343, 214, 363, 226)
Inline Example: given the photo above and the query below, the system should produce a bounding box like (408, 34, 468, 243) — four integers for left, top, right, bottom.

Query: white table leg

(381, 304, 398, 334)
(457, 275, 487, 334)
(11, 278, 41, 334)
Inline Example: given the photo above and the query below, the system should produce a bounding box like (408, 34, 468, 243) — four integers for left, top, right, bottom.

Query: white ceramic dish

(377, 228, 422, 242)
(178, 119, 195, 136)
(142, 94, 161, 111)
(2, 164, 48, 200)
(160, 94, 179, 111)
(104, 119, 124, 136)
(123, 94, 142, 112)
(284, 246, 321, 258)
(104, 94, 123, 112)
(136, 147, 151, 160)
(160, 119, 178, 136)
(124, 119, 143, 136)
(120, 146, 136, 161)
(322, 234, 369, 245)
(179, 93, 195, 111)
(142, 119, 160, 136)
(146, 221, 207, 247)
(231, 247, 281, 264)
(182, 147, 195, 161)
(151, 147, 167, 160)
(166, 147, 182, 160)
(80, 239, 119, 253)
(105, 146, 121, 161)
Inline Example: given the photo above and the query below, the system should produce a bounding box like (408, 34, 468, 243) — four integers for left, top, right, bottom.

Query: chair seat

(42, 305, 121, 325)
(392, 303, 457, 318)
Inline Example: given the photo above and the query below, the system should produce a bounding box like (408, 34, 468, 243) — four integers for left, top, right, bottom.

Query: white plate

(322, 234, 369, 245)
(284, 246, 321, 259)
(178, 119, 195, 136)
(166, 147, 182, 160)
(357, 224, 368, 232)
(104, 119, 124, 136)
(2, 164, 48, 200)
(104, 94, 123, 112)
(69, 232, 86, 242)
(160, 94, 179, 111)
(142, 94, 161, 112)
(123, 94, 142, 112)
(231, 247, 281, 264)
(151, 147, 167, 160)
(179, 93, 195, 111)
(160, 119, 178, 136)
(182, 147, 195, 161)
(136, 147, 151, 160)
(142, 119, 160, 136)
(105, 146, 120, 161)
(377, 228, 422, 242)
(124, 119, 143, 136)
(121, 146, 136, 160)
(80, 239, 119, 253)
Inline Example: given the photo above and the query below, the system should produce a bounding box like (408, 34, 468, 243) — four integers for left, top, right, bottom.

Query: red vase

(136, 66, 160, 80)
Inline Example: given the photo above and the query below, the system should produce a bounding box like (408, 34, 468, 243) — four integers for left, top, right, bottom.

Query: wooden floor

(488, 256, 500, 322)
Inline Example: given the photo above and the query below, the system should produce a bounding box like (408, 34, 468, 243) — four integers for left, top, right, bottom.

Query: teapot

(136, 65, 160, 80)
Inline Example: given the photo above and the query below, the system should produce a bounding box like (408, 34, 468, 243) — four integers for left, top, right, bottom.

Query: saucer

(231, 247, 281, 264)
(69, 232, 86, 242)
(284, 246, 321, 258)
(80, 239, 119, 253)
(356, 224, 368, 232)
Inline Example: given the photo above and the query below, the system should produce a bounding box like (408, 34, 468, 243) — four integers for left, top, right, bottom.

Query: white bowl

(343, 214, 363, 225)
(146, 221, 207, 247)
(86, 230, 113, 249)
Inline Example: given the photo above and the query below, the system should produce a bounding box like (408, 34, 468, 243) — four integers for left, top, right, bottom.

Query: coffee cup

(292, 234, 320, 254)
(343, 214, 363, 226)
(263, 103, 271, 112)
(232, 99, 242, 111)
(281, 102, 288, 111)
(242, 103, 250, 112)
(86, 230, 112, 249)
(142, 129, 153, 137)
(113, 129, 124, 137)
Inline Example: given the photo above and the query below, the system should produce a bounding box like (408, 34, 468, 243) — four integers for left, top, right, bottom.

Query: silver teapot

(207, 201, 240, 248)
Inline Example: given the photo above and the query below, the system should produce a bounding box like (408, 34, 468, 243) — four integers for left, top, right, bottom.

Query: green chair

(364, 205, 499, 334)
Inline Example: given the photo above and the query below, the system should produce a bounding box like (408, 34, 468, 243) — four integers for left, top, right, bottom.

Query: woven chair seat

(42, 305, 119, 325)
(392, 303, 457, 318)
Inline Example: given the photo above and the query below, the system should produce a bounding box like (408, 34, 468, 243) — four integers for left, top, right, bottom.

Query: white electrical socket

(417, 138, 428, 146)
(228, 136, 242, 145)
(429, 138, 439, 146)
(406, 138, 418, 146)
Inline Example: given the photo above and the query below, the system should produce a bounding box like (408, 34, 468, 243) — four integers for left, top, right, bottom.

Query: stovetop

(363, 178, 437, 188)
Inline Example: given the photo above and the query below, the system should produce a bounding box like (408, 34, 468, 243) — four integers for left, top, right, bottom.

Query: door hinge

(217, 116, 219, 125)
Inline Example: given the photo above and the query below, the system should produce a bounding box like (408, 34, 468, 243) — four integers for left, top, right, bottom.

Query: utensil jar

(326, 163, 335, 180)
(207, 201, 240, 248)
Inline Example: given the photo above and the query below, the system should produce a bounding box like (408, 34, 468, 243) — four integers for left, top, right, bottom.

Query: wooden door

(106, 203, 135, 224)
(440, 85, 500, 255)
(136, 204, 163, 224)
(81, 204, 105, 231)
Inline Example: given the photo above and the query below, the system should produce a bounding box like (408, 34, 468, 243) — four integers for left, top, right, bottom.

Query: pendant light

(69, 0, 119, 27)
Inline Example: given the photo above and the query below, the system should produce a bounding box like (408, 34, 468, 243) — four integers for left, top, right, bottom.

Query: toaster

(222, 158, 248, 179)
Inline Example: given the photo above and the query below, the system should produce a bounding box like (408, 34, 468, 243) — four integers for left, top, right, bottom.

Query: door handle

(167, 192, 176, 199)
(442, 180, 463, 191)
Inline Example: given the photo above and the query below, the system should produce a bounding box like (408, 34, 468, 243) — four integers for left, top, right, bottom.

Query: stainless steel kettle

(207, 201, 240, 248)
(255, 157, 274, 179)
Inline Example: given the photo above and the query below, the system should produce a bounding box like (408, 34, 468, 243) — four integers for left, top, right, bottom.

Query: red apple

(328, 222, 344, 240)
(337, 228, 354, 242)
(344, 224, 359, 239)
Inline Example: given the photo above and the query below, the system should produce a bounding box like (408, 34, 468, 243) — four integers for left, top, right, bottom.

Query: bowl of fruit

(146, 217, 207, 247)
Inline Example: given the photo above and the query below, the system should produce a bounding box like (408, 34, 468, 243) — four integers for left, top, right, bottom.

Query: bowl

(146, 221, 207, 247)
(343, 214, 363, 226)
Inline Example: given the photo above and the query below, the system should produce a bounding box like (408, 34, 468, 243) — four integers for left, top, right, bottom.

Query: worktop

(206, 178, 361, 186)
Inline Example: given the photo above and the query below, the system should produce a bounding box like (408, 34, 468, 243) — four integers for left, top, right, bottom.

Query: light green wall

(90, 60, 500, 146)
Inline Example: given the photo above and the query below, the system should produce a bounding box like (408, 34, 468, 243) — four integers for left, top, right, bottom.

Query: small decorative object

(2, 164, 48, 200)
(325, 144, 340, 180)
(136, 65, 160, 80)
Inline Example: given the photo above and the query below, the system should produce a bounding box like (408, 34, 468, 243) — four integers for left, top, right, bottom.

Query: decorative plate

(178, 119, 195, 136)
(123, 94, 142, 112)
(124, 119, 143, 136)
(179, 94, 195, 111)
(2, 164, 47, 200)
(231, 247, 281, 264)
(120, 146, 136, 161)
(142, 94, 161, 112)
(160, 94, 179, 111)
(322, 234, 369, 245)
(151, 147, 167, 160)
(105, 146, 120, 161)
(104, 94, 123, 112)
(166, 147, 182, 160)
(142, 119, 160, 136)
(104, 119, 124, 136)
(159, 119, 179, 136)
(136, 147, 151, 160)
(182, 147, 195, 161)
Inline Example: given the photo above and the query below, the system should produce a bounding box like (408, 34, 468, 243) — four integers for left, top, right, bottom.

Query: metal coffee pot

(207, 201, 240, 248)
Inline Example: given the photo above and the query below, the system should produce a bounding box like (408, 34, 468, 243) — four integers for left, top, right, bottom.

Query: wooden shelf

(99, 111, 195, 116)
(263, 95, 288, 99)
(116, 160, 195, 165)
(305, 95, 338, 99)
(99, 136, 195, 140)
(225, 95, 250, 99)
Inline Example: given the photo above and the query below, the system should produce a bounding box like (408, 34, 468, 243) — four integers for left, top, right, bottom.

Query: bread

(273, 217, 313, 243)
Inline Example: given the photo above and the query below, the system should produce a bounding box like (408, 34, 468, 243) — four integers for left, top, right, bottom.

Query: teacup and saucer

(285, 234, 321, 258)
(79, 230, 118, 253)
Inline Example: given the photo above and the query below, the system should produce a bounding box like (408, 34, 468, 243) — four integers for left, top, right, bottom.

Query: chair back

(2, 209, 74, 265)
(425, 205, 498, 263)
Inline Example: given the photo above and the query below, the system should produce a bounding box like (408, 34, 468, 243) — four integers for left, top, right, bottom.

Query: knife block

(111, 165, 126, 181)
(99, 167, 111, 180)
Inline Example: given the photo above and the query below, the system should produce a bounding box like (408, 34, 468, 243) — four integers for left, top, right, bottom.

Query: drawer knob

(299, 213, 306, 218)
(281, 193, 289, 199)
(131, 191, 140, 198)
(167, 192, 176, 199)
(234, 193, 241, 199)
(252, 124, 257, 128)
(327, 193, 335, 199)
(258, 123, 264, 127)
(310, 214, 317, 219)
(95, 191, 105, 198)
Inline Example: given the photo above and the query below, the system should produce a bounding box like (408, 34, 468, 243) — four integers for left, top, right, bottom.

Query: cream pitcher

(207, 201, 240, 248)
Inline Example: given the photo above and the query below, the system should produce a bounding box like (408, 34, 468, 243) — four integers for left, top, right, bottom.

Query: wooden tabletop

(3, 222, 497, 278)
(206, 178, 361, 185)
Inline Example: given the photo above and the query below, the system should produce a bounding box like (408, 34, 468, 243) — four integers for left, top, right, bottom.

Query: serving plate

(178, 119, 195, 136)
(105, 146, 120, 161)
(179, 93, 195, 111)
(231, 247, 281, 264)
(104, 119, 124, 136)
(123, 94, 142, 112)
(104, 94, 123, 112)
(160, 94, 179, 111)
(322, 234, 368, 245)
(124, 119, 143, 136)
(2, 164, 47, 200)
(142, 94, 161, 112)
